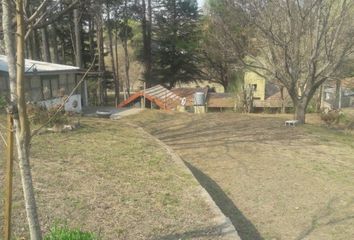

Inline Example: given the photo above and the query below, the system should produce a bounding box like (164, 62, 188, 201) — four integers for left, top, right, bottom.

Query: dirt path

(128, 111, 354, 240)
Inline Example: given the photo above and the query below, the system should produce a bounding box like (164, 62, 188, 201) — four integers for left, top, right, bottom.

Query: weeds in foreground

(44, 225, 98, 240)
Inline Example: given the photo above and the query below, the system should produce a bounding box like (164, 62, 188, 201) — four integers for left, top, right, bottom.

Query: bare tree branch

(25, 0, 49, 25)
(25, 0, 80, 40)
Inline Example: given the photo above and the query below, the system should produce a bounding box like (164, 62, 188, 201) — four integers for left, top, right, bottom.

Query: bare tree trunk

(142, 0, 147, 60)
(146, 0, 152, 87)
(25, 39, 30, 58)
(280, 86, 285, 113)
(33, 29, 41, 60)
(335, 79, 341, 109)
(319, 84, 324, 110)
(27, 33, 34, 59)
(27, 5, 41, 60)
(106, 3, 119, 106)
(2, 0, 16, 112)
(60, 36, 66, 64)
(141, 0, 147, 54)
(74, 9, 82, 68)
(316, 84, 323, 112)
(123, 41, 130, 96)
(89, 19, 95, 60)
(16, 1, 42, 239)
(141, 0, 152, 87)
(170, 0, 178, 85)
(51, 26, 59, 63)
(41, 26, 51, 62)
(220, 69, 229, 92)
(295, 100, 307, 124)
(123, 0, 130, 96)
(2, 0, 43, 239)
(96, 7, 106, 105)
(114, 28, 121, 104)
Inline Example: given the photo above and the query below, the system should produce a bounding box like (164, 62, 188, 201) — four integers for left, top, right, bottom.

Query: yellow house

(244, 71, 266, 100)
(244, 71, 293, 109)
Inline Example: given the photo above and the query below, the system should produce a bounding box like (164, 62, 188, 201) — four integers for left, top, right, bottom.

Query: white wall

(38, 94, 82, 113)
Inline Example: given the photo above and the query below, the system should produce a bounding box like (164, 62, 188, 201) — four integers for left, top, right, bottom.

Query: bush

(47, 104, 69, 126)
(306, 98, 320, 113)
(0, 96, 6, 111)
(45, 225, 98, 240)
(27, 103, 48, 125)
(27, 103, 69, 126)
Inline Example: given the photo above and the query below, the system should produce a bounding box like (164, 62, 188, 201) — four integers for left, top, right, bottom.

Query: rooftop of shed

(0, 55, 79, 74)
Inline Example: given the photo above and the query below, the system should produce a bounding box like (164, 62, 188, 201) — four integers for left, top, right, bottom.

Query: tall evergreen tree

(153, 0, 200, 88)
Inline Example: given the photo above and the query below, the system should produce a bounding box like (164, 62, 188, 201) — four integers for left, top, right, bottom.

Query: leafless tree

(141, 0, 152, 87)
(2, 1, 83, 239)
(2, 0, 42, 238)
(225, 0, 354, 123)
(73, 8, 82, 68)
(94, 0, 106, 104)
(200, 1, 249, 92)
(24, 0, 80, 39)
(106, 2, 120, 105)
(122, 0, 131, 97)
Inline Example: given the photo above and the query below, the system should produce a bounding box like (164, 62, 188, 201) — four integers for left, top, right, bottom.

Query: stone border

(131, 124, 241, 240)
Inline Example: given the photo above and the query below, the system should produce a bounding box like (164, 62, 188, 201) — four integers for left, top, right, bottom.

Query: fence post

(3, 110, 14, 240)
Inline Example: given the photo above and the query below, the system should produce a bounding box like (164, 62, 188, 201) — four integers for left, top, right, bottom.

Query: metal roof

(145, 84, 181, 102)
(171, 87, 208, 106)
(0, 55, 79, 74)
(117, 85, 181, 110)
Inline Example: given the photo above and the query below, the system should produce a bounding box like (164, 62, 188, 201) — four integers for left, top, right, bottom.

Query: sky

(197, 0, 205, 8)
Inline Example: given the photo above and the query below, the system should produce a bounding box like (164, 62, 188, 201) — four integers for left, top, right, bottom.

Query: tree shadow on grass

(184, 161, 264, 240)
(296, 197, 354, 240)
(153, 222, 236, 240)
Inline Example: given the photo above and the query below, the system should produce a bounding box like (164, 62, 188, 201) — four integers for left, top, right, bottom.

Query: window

(251, 84, 257, 91)
(59, 77, 68, 94)
(0, 75, 9, 90)
(41, 75, 59, 99)
(0, 74, 9, 97)
(28, 77, 42, 102)
(59, 74, 78, 96)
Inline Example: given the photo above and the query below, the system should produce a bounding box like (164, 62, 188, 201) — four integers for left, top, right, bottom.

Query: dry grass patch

(125, 110, 354, 240)
(0, 114, 228, 239)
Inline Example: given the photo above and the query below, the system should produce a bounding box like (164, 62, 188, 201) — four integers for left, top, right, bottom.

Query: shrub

(306, 98, 320, 113)
(47, 104, 69, 126)
(0, 96, 6, 111)
(27, 103, 48, 125)
(27, 103, 69, 126)
(44, 225, 98, 240)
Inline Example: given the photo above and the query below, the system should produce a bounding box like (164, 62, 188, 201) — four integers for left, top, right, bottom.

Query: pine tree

(153, 0, 200, 88)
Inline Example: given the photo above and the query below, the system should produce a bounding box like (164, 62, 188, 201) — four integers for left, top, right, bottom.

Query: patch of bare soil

(127, 111, 354, 240)
(0, 115, 232, 239)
